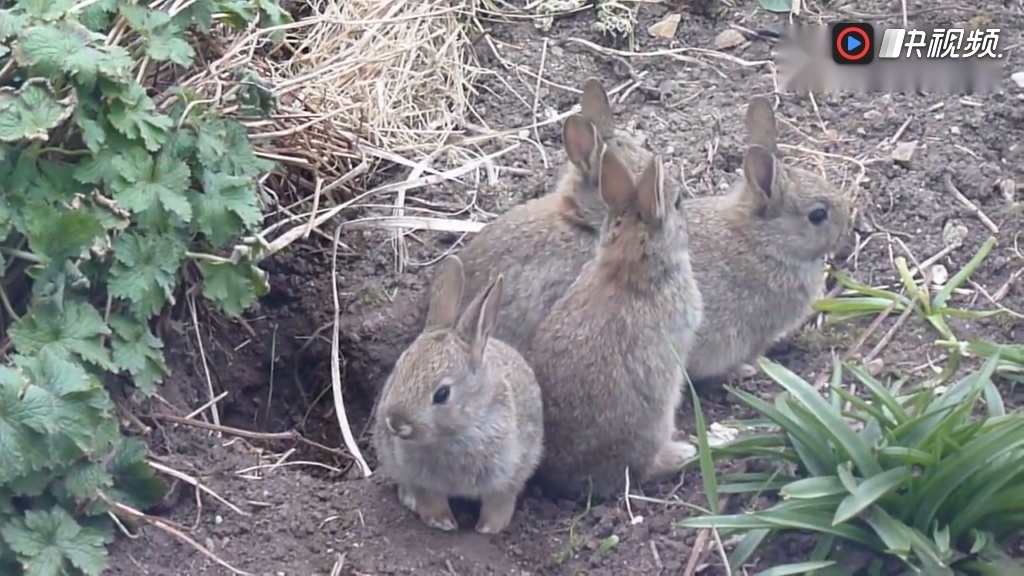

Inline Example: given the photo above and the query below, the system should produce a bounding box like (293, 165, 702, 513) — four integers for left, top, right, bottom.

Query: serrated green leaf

(111, 148, 193, 220)
(0, 365, 52, 484)
(105, 84, 172, 151)
(833, 467, 910, 525)
(0, 82, 74, 142)
(9, 299, 114, 372)
(79, 0, 119, 32)
(109, 314, 168, 394)
(0, 9, 30, 40)
(119, 5, 172, 31)
(17, 0, 77, 20)
(15, 23, 84, 74)
(146, 29, 195, 67)
(106, 438, 166, 511)
(60, 460, 113, 500)
(198, 258, 268, 316)
(193, 170, 263, 243)
(74, 105, 107, 152)
(108, 231, 186, 319)
(22, 205, 105, 264)
(1, 507, 108, 576)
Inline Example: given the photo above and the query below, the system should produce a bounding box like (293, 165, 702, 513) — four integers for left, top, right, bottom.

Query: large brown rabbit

(372, 256, 544, 534)
(416, 78, 652, 356)
(527, 147, 704, 500)
(683, 97, 851, 385)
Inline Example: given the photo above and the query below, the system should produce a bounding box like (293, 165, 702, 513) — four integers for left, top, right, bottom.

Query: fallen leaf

(891, 140, 916, 164)
(648, 12, 680, 39)
(714, 29, 745, 50)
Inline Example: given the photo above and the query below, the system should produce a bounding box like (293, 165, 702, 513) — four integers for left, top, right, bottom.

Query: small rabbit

(527, 147, 704, 500)
(683, 96, 851, 385)
(372, 255, 544, 534)
(416, 78, 651, 357)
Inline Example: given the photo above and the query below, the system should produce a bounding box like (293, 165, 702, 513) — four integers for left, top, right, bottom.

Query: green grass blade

(833, 386, 894, 428)
(678, 514, 774, 530)
(861, 506, 913, 556)
(829, 270, 908, 302)
(687, 374, 719, 513)
(905, 526, 954, 574)
(814, 297, 902, 314)
(875, 447, 938, 467)
(911, 419, 1024, 530)
(845, 363, 909, 424)
(833, 467, 911, 525)
(949, 448, 1024, 539)
(962, 340, 1024, 366)
(728, 528, 770, 569)
(780, 476, 847, 500)
(896, 356, 999, 447)
(895, 256, 930, 314)
(729, 387, 833, 476)
(755, 509, 879, 547)
(759, 358, 883, 477)
(933, 235, 996, 309)
(754, 561, 837, 576)
(719, 480, 792, 494)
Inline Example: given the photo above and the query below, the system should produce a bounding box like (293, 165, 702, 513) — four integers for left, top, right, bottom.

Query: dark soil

(108, 0, 1024, 574)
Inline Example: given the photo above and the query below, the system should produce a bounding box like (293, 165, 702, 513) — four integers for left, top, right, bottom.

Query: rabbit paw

(476, 491, 517, 534)
(733, 363, 758, 379)
(648, 440, 698, 480)
(397, 484, 458, 531)
(397, 484, 418, 512)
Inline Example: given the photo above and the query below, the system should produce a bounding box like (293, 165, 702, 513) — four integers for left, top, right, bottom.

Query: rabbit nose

(385, 415, 413, 439)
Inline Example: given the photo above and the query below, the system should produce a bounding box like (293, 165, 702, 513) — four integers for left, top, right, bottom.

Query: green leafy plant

(680, 354, 1024, 575)
(0, 0, 289, 572)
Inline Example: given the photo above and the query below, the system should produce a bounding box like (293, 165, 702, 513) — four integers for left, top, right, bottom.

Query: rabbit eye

(432, 385, 451, 405)
(808, 208, 828, 225)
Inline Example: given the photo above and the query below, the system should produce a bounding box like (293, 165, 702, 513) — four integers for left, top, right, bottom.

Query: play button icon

(832, 23, 875, 65)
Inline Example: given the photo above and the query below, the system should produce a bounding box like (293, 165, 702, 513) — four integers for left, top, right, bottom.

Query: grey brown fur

(372, 256, 544, 533)
(682, 97, 852, 384)
(527, 148, 704, 499)
(417, 79, 650, 357)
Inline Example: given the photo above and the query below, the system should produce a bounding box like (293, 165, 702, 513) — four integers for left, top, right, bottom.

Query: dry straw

(177, 0, 487, 196)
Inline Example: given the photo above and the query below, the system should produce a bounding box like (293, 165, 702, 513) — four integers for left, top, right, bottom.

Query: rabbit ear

(455, 275, 504, 369)
(635, 156, 668, 226)
(742, 145, 784, 214)
(598, 145, 635, 217)
(580, 78, 614, 133)
(746, 96, 778, 153)
(424, 255, 464, 331)
(563, 115, 601, 174)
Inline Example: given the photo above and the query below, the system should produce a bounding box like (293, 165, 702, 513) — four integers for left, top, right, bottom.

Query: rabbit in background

(527, 146, 704, 500)
(417, 78, 652, 357)
(372, 256, 544, 534)
(682, 96, 852, 386)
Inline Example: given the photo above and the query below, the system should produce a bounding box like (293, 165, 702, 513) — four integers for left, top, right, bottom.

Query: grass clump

(682, 236, 1023, 575)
